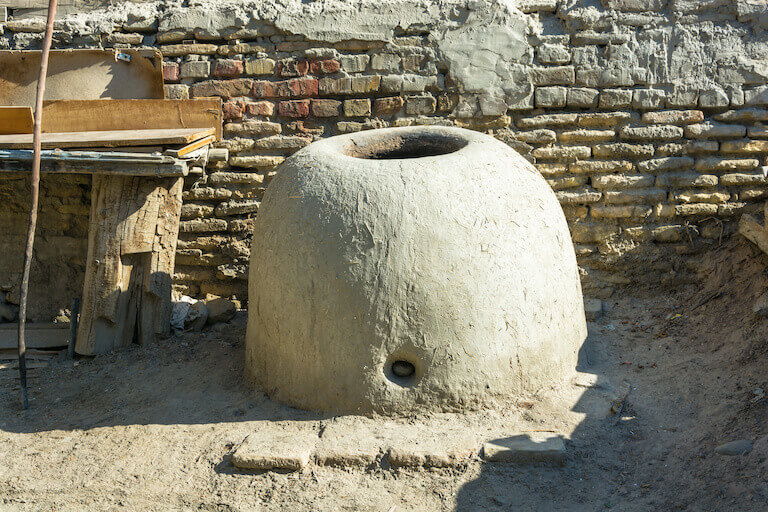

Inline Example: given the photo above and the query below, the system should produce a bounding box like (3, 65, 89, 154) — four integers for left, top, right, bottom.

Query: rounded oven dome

(246, 126, 587, 415)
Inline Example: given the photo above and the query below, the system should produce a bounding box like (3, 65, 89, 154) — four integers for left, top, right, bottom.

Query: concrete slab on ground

(315, 416, 479, 468)
(231, 420, 319, 471)
(386, 427, 478, 467)
(314, 416, 398, 467)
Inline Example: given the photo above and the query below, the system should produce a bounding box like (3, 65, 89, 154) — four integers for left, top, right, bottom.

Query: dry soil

(1, 236, 768, 511)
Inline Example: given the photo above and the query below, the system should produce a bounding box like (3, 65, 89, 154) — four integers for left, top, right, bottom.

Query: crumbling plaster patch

(39, 0, 768, 102)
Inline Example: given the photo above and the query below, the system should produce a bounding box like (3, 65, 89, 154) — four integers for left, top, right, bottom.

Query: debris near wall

(3, 0, 768, 301)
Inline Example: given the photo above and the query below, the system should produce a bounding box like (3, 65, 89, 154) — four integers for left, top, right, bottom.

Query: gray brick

(538, 44, 571, 64)
(567, 88, 600, 108)
(535, 86, 567, 108)
(633, 89, 667, 109)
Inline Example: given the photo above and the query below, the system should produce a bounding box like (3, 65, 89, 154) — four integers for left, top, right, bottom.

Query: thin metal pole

(17, 0, 58, 410)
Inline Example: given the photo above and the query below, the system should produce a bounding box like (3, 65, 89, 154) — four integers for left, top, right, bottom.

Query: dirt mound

(692, 235, 768, 321)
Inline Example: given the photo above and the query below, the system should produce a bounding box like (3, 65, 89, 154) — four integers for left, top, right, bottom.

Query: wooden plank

(165, 135, 215, 158)
(0, 106, 33, 135)
(0, 348, 64, 360)
(0, 49, 163, 105)
(0, 361, 48, 370)
(0, 150, 188, 177)
(88, 147, 166, 154)
(0, 148, 179, 163)
(0, 323, 69, 349)
(41, 99, 223, 140)
(146, 177, 183, 340)
(76, 175, 183, 354)
(0, 127, 215, 149)
(0, 160, 188, 177)
(77, 146, 164, 154)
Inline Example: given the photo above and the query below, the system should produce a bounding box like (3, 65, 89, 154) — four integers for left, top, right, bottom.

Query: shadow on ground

(453, 327, 642, 511)
(0, 316, 323, 434)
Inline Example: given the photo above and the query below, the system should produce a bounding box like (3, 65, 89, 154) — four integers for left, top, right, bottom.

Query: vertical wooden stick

(17, 0, 58, 410)
(67, 297, 80, 359)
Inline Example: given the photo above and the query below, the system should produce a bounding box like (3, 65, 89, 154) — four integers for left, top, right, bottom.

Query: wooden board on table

(0, 157, 188, 177)
(0, 49, 163, 105)
(0, 127, 215, 149)
(82, 146, 164, 154)
(0, 106, 33, 135)
(165, 135, 215, 158)
(0, 348, 64, 360)
(41, 99, 223, 140)
(0, 322, 69, 350)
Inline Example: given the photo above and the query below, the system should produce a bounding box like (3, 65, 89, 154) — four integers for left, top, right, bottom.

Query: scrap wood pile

(0, 99, 223, 366)
(0, 99, 223, 177)
(0, 100, 223, 371)
(0, 48, 224, 410)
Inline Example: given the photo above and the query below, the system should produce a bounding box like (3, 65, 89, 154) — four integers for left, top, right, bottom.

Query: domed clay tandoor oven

(246, 126, 587, 415)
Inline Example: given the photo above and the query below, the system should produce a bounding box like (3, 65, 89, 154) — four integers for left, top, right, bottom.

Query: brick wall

(2, 0, 768, 305)
(0, 175, 89, 320)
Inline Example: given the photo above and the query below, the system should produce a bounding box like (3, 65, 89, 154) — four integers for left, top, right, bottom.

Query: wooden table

(0, 149, 193, 355)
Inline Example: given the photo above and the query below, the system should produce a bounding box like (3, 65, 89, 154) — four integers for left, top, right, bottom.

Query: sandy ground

(2, 237, 768, 512)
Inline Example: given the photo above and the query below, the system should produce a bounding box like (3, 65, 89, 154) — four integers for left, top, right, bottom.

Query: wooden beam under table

(75, 174, 184, 355)
(0, 323, 69, 350)
(0, 149, 189, 177)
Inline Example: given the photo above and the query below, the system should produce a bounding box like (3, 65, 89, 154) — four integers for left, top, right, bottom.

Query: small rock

(231, 421, 318, 471)
(205, 298, 236, 325)
(715, 439, 754, 456)
(753, 291, 768, 317)
(185, 301, 208, 331)
(584, 298, 603, 321)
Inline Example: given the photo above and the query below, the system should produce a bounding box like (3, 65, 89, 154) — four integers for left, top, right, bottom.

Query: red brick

(309, 59, 341, 75)
(190, 79, 253, 98)
(284, 77, 318, 97)
(251, 81, 277, 98)
(212, 59, 244, 78)
(246, 101, 275, 116)
(162, 62, 180, 82)
(278, 99, 311, 118)
(222, 101, 244, 121)
(278, 59, 309, 77)
(373, 96, 404, 116)
(311, 99, 342, 117)
(252, 77, 318, 98)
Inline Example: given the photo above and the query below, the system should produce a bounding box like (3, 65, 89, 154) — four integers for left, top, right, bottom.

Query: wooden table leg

(75, 174, 183, 355)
